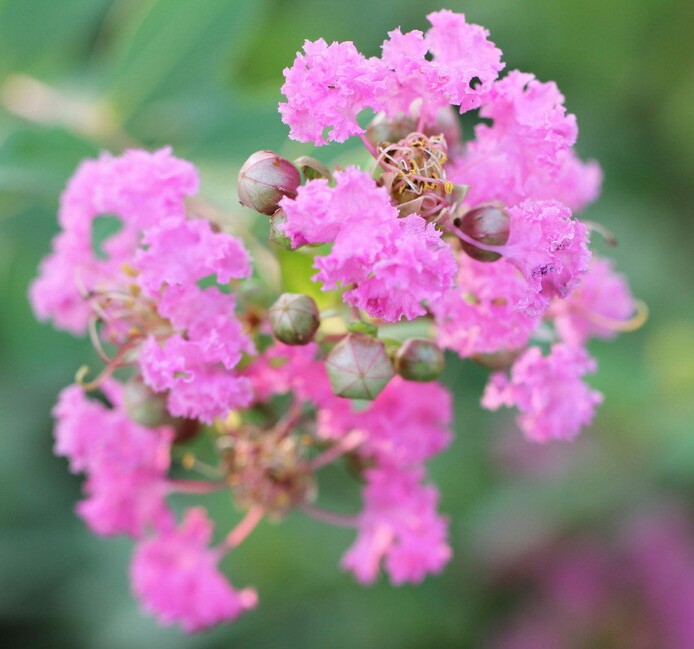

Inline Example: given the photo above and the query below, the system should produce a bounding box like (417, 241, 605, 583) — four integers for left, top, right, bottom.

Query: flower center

(376, 132, 454, 219)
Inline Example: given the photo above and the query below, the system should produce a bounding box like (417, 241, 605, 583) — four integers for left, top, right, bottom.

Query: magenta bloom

(279, 39, 385, 145)
(53, 384, 173, 536)
(282, 168, 456, 321)
(343, 467, 451, 585)
(319, 376, 452, 468)
(29, 148, 198, 334)
(434, 255, 540, 357)
(424, 10, 505, 112)
(551, 257, 636, 346)
(500, 200, 591, 316)
(135, 217, 251, 295)
(482, 344, 603, 442)
(450, 71, 583, 208)
(131, 508, 257, 633)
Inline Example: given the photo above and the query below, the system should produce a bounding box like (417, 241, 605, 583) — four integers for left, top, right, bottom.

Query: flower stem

(299, 502, 359, 528)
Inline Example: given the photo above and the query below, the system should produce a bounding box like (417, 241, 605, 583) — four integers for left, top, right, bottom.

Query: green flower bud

(473, 349, 522, 371)
(456, 205, 509, 262)
(325, 333, 395, 400)
(123, 379, 170, 427)
(269, 209, 293, 250)
(268, 293, 320, 345)
(394, 338, 445, 382)
(238, 150, 301, 215)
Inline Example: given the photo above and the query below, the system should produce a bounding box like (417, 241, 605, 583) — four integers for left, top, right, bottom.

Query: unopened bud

(268, 293, 320, 345)
(238, 150, 301, 215)
(394, 338, 445, 382)
(123, 379, 170, 427)
(456, 205, 509, 262)
(269, 209, 293, 250)
(473, 349, 522, 371)
(325, 334, 394, 400)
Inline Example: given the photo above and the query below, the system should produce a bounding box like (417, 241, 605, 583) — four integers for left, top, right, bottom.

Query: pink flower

(551, 257, 636, 346)
(425, 10, 505, 112)
(481, 344, 603, 442)
(53, 383, 172, 476)
(280, 166, 393, 247)
(244, 342, 336, 408)
(279, 39, 385, 145)
(29, 148, 198, 334)
(52, 383, 174, 536)
(342, 467, 451, 585)
(78, 471, 173, 538)
(379, 28, 444, 121)
(433, 255, 540, 357)
(279, 12, 503, 143)
(282, 168, 456, 321)
(139, 333, 253, 424)
(131, 508, 257, 633)
(338, 215, 457, 322)
(450, 71, 597, 210)
(501, 200, 591, 316)
(318, 376, 452, 468)
(135, 217, 251, 296)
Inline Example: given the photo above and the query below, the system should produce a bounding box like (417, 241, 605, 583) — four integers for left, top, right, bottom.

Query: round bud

(325, 333, 394, 400)
(457, 205, 509, 262)
(238, 150, 301, 215)
(269, 209, 293, 250)
(472, 349, 522, 371)
(123, 379, 170, 427)
(268, 293, 320, 345)
(394, 338, 445, 382)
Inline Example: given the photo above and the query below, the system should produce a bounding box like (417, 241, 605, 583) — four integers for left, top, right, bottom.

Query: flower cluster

(31, 9, 641, 635)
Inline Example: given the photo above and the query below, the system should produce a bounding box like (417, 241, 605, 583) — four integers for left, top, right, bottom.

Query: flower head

(131, 508, 257, 632)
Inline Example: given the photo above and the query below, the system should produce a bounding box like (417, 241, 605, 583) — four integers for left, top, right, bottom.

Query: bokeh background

(1, 0, 693, 647)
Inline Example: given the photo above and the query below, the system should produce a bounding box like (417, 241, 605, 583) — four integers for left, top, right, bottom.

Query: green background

(1, 0, 693, 647)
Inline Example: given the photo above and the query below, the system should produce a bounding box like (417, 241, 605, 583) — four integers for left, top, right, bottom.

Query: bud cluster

(30, 9, 642, 635)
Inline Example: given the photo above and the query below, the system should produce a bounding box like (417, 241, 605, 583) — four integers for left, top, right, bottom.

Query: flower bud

(268, 293, 320, 345)
(238, 150, 301, 215)
(456, 205, 509, 262)
(394, 338, 445, 382)
(472, 348, 523, 371)
(325, 333, 394, 400)
(123, 379, 171, 428)
(269, 209, 293, 250)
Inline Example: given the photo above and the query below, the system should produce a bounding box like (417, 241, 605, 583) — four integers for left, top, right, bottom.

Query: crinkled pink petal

(52, 382, 173, 475)
(139, 335, 252, 424)
(434, 256, 540, 357)
(78, 470, 173, 538)
(501, 200, 591, 316)
(342, 467, 451, 585)
(136, 218, 251, 295)
(426, 10, 504, 112)
(279, 39, 386, 145)
(131, 508, 257, 633)
(29, 148, 198, 334)
(481, 344, 603, 442)
(450, 71, 585, 208)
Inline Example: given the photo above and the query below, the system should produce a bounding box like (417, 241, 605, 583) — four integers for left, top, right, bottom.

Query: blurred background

(1, 0, 693, 647)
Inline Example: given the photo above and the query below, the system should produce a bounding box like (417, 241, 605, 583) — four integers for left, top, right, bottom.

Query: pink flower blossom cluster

(30, 8, 641, 636)
(277, 9, 640, 444)
(31, 147, 254, 424)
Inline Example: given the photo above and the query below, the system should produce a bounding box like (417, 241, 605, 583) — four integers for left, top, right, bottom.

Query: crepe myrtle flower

(31, 8, 642, 636)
